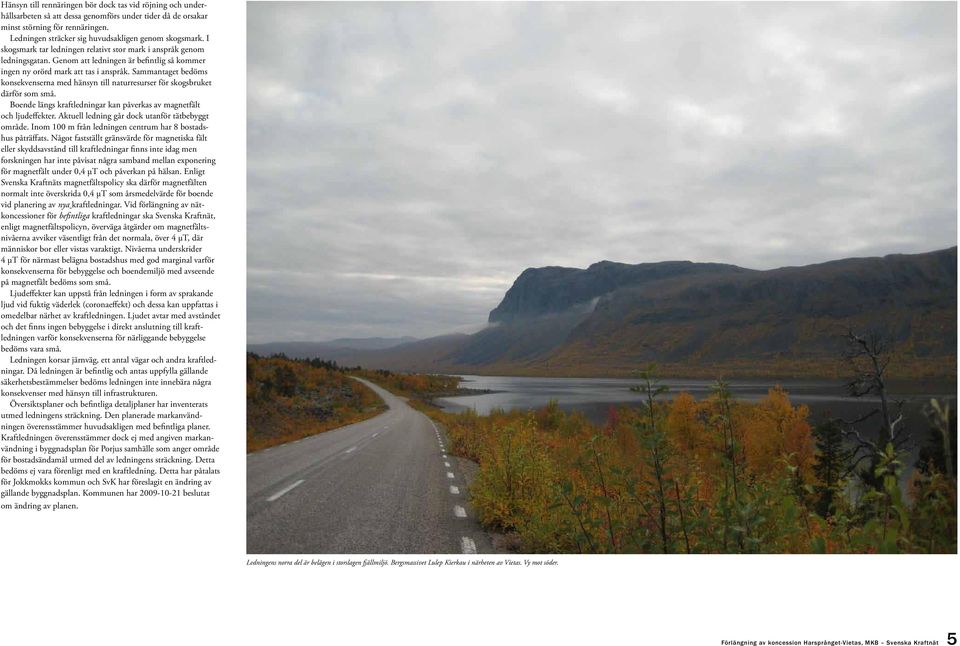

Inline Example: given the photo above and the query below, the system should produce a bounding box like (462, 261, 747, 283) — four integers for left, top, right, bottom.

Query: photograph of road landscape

(247, 2, 957, 554)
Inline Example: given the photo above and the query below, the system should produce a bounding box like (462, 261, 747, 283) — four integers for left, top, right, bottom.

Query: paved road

(247, 378, 493, 554)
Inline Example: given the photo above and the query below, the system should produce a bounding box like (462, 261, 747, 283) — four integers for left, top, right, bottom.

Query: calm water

(437, 375, 956, 430)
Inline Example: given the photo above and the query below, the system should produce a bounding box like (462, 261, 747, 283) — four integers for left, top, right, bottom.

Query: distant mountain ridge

(252, 248, 957, 378)
(248, 336, 419, 359)
(537, 247, 957, 376)
(325, 336, 419, 350)
(489, 259, 751, 323)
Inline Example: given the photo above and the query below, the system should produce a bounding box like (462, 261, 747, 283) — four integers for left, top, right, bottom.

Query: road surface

(247, 378, 493, 554)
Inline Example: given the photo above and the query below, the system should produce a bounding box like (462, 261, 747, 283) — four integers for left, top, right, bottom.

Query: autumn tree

(837, 329, 911, 493)
(907, 399, 958, 552)
(916, 399, 957, 480)
(708, 379, 741, 503)
(274, 363, 298, 397)
(631, 366, 672, 553)
(667, 391, 711, 486)
(812, 420, 852, 517)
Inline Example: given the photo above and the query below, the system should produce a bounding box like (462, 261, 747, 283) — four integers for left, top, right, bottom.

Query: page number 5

(948, 633, 956, 645)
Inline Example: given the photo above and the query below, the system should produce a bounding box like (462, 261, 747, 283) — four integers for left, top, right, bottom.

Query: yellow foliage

(382, 373, 955, 554)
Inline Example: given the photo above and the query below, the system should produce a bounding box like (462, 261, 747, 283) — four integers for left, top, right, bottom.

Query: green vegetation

(246, 354, 385, 452)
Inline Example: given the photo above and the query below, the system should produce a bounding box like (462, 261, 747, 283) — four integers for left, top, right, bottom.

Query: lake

(436, 374, 956, 432)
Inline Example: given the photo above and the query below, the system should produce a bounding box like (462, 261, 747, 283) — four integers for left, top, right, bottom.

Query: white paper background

(2, 1, 957, 644)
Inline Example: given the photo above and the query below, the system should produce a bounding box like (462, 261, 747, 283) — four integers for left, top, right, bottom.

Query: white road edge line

(454, 505, 467, 518)
(449, 485, 460, 495)
(267, 479, 304, 502)
(345, 446, 357, 454)
(444, 461, 451, 467)
(461, 537, 477, 554)
(372, 432, 378, 438)
(446, 472, 455, 479)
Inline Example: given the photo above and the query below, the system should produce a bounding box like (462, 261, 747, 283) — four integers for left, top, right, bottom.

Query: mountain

(336, 334, 472, 372)
(256, 247, 957, 379)
(248, 335, 468, 371)
(533, 247, 957, 377)
(248, 336, 419, 359)
(324, 336, 419, 350)
(489, 260, 751, 322)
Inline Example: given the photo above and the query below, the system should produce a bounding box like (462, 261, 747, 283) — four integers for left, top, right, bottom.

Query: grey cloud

(248, 1, 957, 343)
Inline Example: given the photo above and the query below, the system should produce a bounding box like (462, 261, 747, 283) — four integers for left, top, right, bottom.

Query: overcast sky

(247, 2, 957, 343)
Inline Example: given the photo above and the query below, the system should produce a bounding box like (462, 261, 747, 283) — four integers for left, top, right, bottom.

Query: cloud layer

(248, 2, 956, 343)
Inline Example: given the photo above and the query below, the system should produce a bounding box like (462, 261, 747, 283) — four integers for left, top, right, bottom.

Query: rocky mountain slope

(254, 247, 957, 378)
